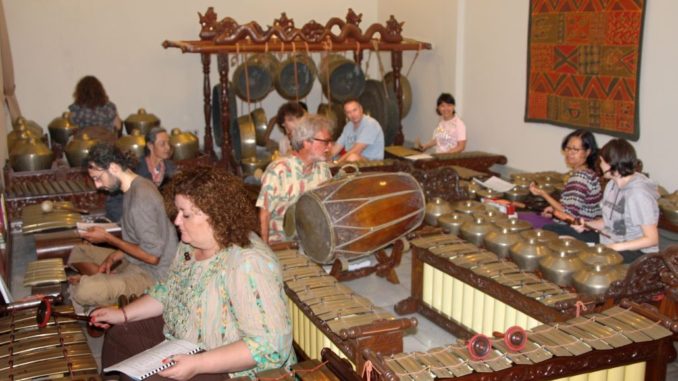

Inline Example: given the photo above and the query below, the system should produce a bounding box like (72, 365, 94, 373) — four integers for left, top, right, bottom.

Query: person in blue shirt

(331, 98, 385, 163)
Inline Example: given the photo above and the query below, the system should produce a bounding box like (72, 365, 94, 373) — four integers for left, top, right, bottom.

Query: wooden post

(201, 53, 216, 161)
(217, 53, 240, 174)
(390, 51, 404, 145)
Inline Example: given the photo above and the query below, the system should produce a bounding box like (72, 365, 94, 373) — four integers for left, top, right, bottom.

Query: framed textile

(525, 0, 646, 140)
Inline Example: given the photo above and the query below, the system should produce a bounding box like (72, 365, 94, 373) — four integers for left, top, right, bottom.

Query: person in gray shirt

(68, 143, 177, 306)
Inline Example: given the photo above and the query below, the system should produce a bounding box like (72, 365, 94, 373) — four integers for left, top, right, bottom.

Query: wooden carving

(605, 251, 668, 304)
(198, 8, 404, 45)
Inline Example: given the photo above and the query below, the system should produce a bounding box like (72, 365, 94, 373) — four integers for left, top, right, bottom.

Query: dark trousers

(102, 316, 228, 381)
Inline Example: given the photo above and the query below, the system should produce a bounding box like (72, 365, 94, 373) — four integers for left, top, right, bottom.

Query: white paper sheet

(104, 339, 201, 380)
(473, 176, 516, 193)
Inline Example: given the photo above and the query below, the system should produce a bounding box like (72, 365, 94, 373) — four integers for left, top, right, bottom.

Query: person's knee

(71, 274, 117, 306)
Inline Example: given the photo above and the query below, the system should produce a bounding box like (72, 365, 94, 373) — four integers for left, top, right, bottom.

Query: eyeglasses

(563, 146, 584, 153)
(90, 170, 106, 183)
(313, 138, 333, 145)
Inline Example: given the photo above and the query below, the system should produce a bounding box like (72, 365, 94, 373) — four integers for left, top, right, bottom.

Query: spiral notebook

(103, 339, 202, 380)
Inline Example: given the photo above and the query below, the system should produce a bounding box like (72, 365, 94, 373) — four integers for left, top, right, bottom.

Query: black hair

(84, 143, 135, 171)
(561, 129, 599, 170)
(436, 93, 456, 115)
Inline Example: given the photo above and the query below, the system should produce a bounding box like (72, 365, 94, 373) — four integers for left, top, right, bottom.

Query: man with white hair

(256, 114, 333, 244)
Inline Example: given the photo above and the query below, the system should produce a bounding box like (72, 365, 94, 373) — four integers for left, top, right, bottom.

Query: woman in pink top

(416, 93, 467, 153)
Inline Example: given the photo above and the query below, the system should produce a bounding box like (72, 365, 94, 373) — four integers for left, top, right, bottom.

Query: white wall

(384, 0, 678, 191)
(5, 0, 677, 191)
(3, 0, 378, 155)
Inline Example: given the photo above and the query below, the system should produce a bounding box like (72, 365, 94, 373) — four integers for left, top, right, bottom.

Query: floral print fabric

(148, 234, 295, 378)
(68, 102, 118, 130)
(256, 156, 331, 242)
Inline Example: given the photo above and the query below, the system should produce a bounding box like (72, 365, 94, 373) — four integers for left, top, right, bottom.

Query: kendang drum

(295, 172, 425, 264)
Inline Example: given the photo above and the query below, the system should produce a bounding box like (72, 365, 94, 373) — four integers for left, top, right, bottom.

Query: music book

(76, 221, 121, 233)
(103, 339, 202, 380)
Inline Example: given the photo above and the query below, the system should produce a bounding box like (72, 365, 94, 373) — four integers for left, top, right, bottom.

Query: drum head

(295, 194, 333, 263)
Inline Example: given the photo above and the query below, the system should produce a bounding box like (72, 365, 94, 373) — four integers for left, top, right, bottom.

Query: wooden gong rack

(163, 7, 432, 173)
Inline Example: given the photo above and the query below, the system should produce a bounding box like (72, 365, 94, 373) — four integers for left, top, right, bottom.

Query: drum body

(275, 53, 317, 100)
(295, 172, 425, 264)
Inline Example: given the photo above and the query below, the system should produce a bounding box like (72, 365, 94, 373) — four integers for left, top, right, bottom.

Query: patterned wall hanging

(525, 0, 646, 140)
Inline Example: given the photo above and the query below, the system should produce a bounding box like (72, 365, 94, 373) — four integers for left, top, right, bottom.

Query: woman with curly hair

(91, 166, 295, 380)
(68, 75, 122, 132)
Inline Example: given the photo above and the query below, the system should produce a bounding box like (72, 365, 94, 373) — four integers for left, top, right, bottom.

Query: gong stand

(163, 8, 431, 174)
(329, 238, 405, 284)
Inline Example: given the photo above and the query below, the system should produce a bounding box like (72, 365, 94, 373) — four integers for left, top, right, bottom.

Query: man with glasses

(331, 98, 385, 163)
(257, 114, 333, 244)
(67, 143, 178, 306)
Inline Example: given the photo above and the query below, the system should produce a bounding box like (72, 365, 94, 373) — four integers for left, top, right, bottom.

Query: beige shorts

(68, 244, 156, 306)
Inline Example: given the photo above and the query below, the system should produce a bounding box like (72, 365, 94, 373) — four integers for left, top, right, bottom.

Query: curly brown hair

(162, 166, 258, 248)
(73, 75, 109, 108)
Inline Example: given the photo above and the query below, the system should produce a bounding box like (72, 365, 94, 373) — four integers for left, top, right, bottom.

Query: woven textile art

(525, 0, 646, 140)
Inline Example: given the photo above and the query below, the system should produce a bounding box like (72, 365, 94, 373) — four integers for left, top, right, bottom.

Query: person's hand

(571, 218, 586, 233)
(528, 182, 543, 197)
(98, 250, 123, 274)
(541, 206, 554, 218)
(89, 306, 124, 329)
(159, 353, 202, 381)
(79, 226, 110, 244)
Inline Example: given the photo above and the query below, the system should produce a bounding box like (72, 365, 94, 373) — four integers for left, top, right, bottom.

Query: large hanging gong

(383, 71, 413, 118)
(318, 54, 366, 103)
(358, 79, 400, 146)
(274, 53, 317, 100)
(232, 53, 279, 102)
(211, 82, 239, 160)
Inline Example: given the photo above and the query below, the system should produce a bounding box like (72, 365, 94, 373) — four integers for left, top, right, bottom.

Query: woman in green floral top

(92, 166, 295, 380)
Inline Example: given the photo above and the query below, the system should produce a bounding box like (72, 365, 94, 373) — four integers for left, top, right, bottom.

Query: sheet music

(104, 339, 201, 380)
(473, 176, 516, 193)
(76, 221, 121, 233)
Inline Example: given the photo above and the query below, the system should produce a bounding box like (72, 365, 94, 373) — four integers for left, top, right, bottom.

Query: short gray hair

(290, 114, 334, 151)
(144, 127, 168, 156)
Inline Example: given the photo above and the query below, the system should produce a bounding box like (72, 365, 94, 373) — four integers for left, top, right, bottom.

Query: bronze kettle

(13, 116, 43, 137)
(124, 108, 160, 136)
(437, 212, 472, 236)
(572, 245, 626, 296)
(460, 216, 498, 247)
(170, 128, 199, 161)
(425, 197, 452, 226)
(48, 112, 79, 146)
(65, 133, 97, 168)
(9, 133, 54, 172)
(539, 237, 586, 287)
(7, 118, 42, 150)
(115, 129, 145, 160)
(484, 227, 521, 259)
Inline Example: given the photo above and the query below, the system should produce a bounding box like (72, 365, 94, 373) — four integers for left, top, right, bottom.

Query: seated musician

(68, 75, 122, 133)
(331, 98, 385, 163)
(529, 130, 602, 242)
(415, 92, 467, 153)
(266, 101, 307, 157)
(68, 143, 178, 306)
(257, 114, 333, 244)
(92, 166, 295, 380)
(573, 139, 659, 264)
(106, 127, 177, 222)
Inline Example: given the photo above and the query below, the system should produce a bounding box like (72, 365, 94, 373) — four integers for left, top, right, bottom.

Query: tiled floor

(8, 230, 678, 379)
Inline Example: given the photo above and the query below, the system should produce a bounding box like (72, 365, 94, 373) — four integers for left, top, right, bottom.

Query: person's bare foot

(68, 275, 81, 285)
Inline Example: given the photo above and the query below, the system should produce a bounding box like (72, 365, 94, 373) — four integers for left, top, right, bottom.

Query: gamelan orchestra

(1, 4, 677, 381)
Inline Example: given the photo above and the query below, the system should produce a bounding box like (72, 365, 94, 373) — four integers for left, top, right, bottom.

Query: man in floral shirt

(256, 114, 333, 244)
